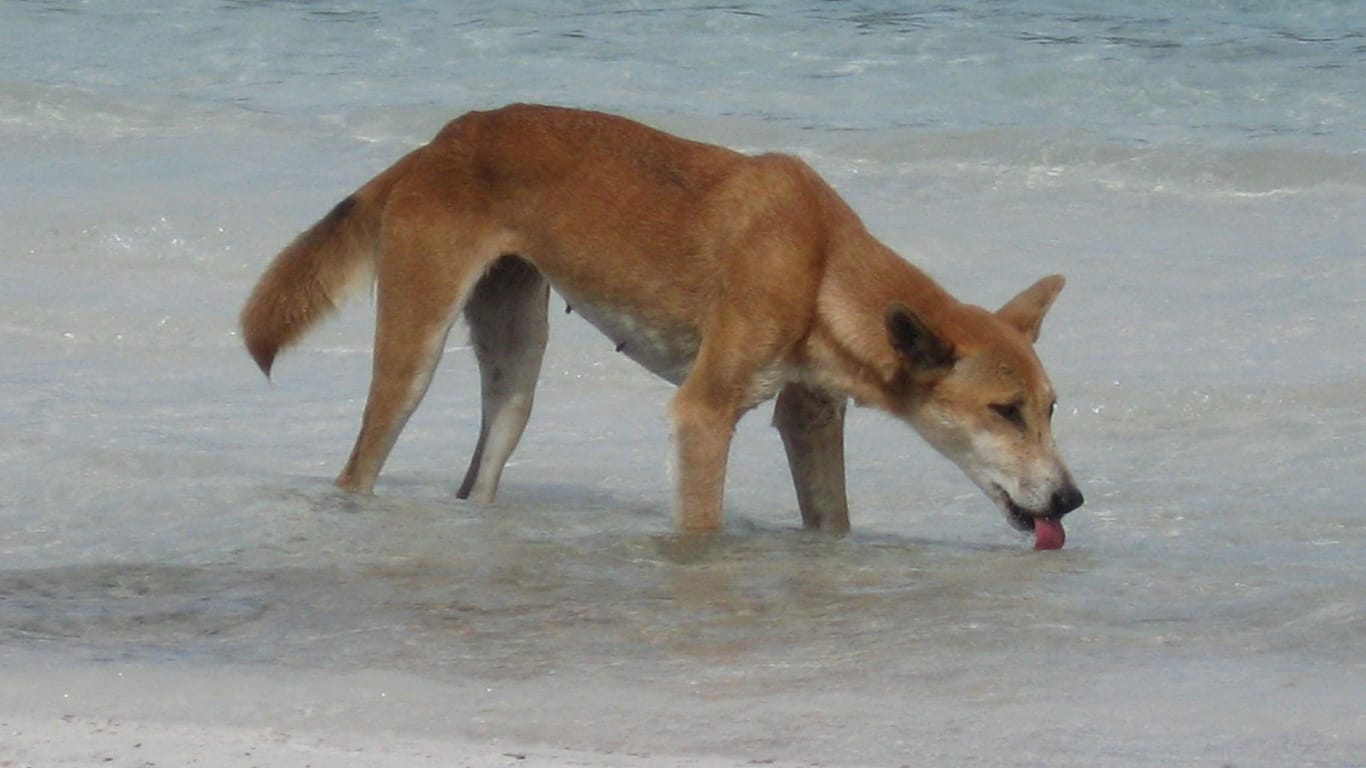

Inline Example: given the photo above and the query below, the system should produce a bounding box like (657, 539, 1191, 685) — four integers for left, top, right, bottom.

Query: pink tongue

(1033, 517, 1066, 550)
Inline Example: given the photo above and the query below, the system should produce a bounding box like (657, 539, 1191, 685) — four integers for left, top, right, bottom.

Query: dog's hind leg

(335, 209, 500, 495)
(456, 256, 550, 503)
(773, 382, 850, 533)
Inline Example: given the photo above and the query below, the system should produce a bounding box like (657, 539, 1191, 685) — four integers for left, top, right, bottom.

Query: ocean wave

(823, 127, 1366, 198)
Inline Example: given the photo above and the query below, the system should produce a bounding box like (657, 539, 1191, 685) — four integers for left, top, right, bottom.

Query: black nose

(1049, 485, 1085, 517)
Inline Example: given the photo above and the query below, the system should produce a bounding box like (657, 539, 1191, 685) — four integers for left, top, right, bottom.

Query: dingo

(241, 104, 1083, 547)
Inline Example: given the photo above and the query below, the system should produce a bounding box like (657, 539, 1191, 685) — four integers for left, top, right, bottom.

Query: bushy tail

(239, 158, 407, 376)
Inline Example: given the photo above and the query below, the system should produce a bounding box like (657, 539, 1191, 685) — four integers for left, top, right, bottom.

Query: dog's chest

(560, 293, 699, 385)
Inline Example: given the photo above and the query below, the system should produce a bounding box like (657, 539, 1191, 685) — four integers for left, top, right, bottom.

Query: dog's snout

(1050, 485, 1084, 517)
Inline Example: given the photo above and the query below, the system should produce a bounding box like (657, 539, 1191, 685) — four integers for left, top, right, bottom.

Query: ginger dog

(241, 104, 1083, 547)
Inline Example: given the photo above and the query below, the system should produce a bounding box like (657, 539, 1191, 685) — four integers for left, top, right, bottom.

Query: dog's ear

(886, 303, 955, 371)
(997, 274, 1065, 343)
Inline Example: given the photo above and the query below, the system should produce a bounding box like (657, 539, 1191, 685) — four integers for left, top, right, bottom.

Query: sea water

(1, 2, 1363, 765)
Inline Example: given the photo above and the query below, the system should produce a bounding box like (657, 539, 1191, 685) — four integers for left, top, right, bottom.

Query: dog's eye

(990, 402, 1026, 429)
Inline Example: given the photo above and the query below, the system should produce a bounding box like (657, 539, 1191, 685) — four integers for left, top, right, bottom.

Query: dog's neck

(803, 233, 954, 412)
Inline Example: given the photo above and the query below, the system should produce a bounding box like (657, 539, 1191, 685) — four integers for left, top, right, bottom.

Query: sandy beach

(3, 717, 796, 768)
(1, 658, 820, 768)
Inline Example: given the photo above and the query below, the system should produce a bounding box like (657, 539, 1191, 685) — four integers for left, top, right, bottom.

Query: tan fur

(240, 104, 1083, 535)
(239, 154, 415, 375)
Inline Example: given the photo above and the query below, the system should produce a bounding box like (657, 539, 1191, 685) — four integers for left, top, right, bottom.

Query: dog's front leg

(669, 379, 743, 533)
(773, 382, 850, 534)
(669, 397, 735, 532)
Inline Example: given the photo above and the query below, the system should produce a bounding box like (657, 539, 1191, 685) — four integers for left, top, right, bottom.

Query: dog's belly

(560, 293, 699, 385)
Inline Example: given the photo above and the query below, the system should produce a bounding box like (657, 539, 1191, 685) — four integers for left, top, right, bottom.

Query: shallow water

(3, 2, 1364, 765)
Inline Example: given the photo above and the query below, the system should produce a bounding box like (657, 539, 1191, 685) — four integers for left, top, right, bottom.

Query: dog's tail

(239, 155, 410, 377)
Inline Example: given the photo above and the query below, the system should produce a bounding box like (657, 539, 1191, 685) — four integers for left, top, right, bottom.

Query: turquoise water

(6, 1, 1364, 143)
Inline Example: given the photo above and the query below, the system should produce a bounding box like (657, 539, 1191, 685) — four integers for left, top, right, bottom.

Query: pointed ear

(886, 303, 955, 371)
(997, 274, 1066, 343)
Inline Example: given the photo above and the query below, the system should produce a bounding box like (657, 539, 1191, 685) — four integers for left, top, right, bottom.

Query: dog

(240, 104, 1083, 547)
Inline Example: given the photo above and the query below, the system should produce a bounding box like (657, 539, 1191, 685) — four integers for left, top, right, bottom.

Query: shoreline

(1, 715, 799, 768)
(0, 654, 832, 768)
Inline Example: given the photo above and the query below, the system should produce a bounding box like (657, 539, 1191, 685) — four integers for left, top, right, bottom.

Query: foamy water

(2, 2, 1364, 765)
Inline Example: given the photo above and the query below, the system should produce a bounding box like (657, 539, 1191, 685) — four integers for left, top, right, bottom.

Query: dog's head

(886, 275, 1083, 546)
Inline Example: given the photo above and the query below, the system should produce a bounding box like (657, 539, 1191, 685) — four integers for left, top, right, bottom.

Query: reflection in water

(0, 497, 1069, 680)
(9, 487, 1343, 698)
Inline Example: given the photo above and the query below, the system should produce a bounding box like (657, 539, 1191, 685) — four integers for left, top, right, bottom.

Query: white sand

(1, 716, 786, 768)
(0, 657, 819, 768)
